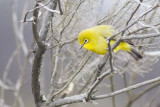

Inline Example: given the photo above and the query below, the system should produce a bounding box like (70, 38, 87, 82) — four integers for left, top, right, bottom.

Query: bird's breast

(83, 37, 108, 55)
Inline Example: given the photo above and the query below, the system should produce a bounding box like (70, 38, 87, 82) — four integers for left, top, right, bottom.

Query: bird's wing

(92, 25, 135, 45)
(91, 25, 115, 38)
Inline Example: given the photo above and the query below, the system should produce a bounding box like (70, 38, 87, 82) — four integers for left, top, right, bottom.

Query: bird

(78, 25, 143, 60)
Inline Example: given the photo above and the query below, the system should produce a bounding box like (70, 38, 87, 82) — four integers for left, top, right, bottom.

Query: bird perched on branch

(78, 25, 143, 60)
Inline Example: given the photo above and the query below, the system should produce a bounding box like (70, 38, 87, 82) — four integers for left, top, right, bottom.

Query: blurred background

(1, 0, 160, 107)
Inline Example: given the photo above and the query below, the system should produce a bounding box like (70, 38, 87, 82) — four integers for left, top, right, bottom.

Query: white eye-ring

(84, 39, 88, 44)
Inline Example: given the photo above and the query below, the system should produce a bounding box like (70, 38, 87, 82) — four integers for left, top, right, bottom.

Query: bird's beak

(79, 44, 84, 49)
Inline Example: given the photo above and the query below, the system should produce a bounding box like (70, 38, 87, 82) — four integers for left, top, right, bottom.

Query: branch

(109, 76, 116, 107)
(57, 0, 63, 15)
(97, 1, 132, 25)
(59, 0, 84, 36)
(47, 38, 78, 50)
(107, 39, 114, 72)
(37, 3, 60, 14)
(109, 3, 160, 40)
(46, 75, 160, 107)
(133, 0, 151, 8)
(0, 79, 15, 91)
(46, 70, 115, 106)
(20, 0, 52, 23)
(32, 3, 45, 48)
(85, 70, 116, 101)
(82, 5, 159, 101)
(110, 33, 160, 53)
(31, 0, 58, 105)
(91, 53, 110, 84)
(49, 52, 92, 100)
(92, 76, 160, 100)
(11, 3, 28, 57)
(1, 48, 18, 105)
(121, 33, 160, 40)
(144, 51, 160, 56)
(47, 45, 61, 101)
(126, 82, 160, 106)
(13, 42, 34, 107)
(126, 0, 143, 26)
(39, 1, 58, 41)
(46, 94, 86, 107)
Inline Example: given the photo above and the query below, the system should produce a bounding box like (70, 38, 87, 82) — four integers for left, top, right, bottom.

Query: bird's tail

(128, 49, 143, 61)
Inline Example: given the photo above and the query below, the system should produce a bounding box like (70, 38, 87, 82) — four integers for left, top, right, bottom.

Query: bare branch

(13, 42, 34, 107)
(32, 2, 45, 48)
(37, 3, 60, 14)
(126, 82, 160, 106)
(107, 39, 114, 72)
(50, 52, 92, 100)
(109, 3, 160, 40)
(47, 45, 61, 101)
(46, 94, 86, 107)
(144, 51, 160, 56)
(20, 0, 52, 23)
(46, 75, 160, 107)
(92, 76, 160, 100)
(60, 0, 84, 36)
(109, 33, 160, 54)
(0, 49, 18, 106)
(126, 0, 143, 26)
(11, 4, 29, 57)
(0, 79, 15, 91)
(85, 70, 115, 101)
(109, 76, 116, 107)
(31, 0, 58, 105)
(133, 0, 151, 8)
(121, 33, 160, 40)
(92, 54, 110, 83)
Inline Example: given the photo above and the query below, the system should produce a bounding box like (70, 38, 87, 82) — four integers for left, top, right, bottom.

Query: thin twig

(133, 0, 151, 8)
(21, 0, 52, 23)
(86, 70, 116, 101)
(50, 52, 92, 100)
(121, 33, 160, 40)
(122, 72, 131, 99)
(0, 49, 18, 106)
(11, 3, 28, 57)
(48, 45, 61, 101)
(107, 39, 114, 72)
(0, 79, 15, 91)
(78, 70, 96, 93)
(91, 53, 110, 84)
(60, 0, 84, 37)
(47, 38, 78, 50)
(109, 3, 160, 40)
(97, 1, 131, 25)
(109, 32, 160, 54)
(109, 76, 116, 107)
(13, 42, 34, 107)
(126, 0, 143, 26)
(37, 3, 60, 14)
(61, 38, 78, 47)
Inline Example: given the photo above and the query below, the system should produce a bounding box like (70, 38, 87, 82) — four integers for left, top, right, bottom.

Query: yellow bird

(78, 25, 142, 60)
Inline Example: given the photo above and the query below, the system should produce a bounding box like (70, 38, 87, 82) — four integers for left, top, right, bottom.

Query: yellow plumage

(78, 25, 143, 60)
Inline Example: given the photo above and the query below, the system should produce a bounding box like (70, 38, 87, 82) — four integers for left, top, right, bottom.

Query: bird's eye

(84, 39, 88, 44)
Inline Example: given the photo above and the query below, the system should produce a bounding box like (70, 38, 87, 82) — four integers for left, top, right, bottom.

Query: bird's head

(78, 29, 94, 49)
